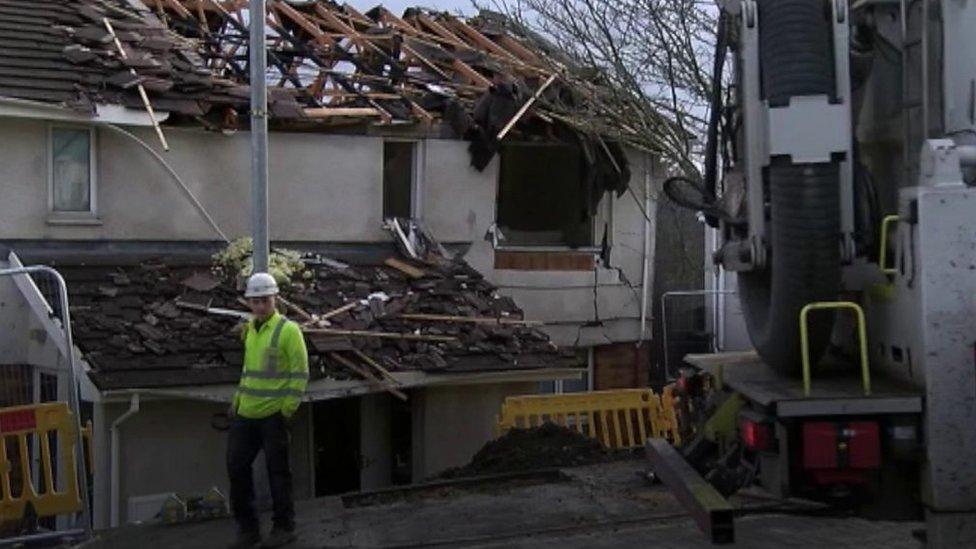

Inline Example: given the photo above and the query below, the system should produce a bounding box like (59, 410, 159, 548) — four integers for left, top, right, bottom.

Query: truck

(659, 1, 976, 547)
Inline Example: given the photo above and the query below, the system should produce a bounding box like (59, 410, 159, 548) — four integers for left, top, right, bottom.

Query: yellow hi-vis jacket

(232, 312, 309, 419)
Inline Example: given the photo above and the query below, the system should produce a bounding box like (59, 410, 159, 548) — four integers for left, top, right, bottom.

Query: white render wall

(422, 140, 658, 347)
(0, 120, 386, 242)
(90, 399, 315, 529)
(0, 118, 660, 347)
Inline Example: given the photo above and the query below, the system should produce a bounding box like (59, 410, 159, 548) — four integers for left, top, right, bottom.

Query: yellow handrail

(800, 302, 871, 397)
(879, 214, 901, 275)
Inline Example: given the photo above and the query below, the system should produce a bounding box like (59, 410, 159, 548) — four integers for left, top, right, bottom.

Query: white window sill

(494, 246, 601, 253)
(46, 214, 102, 226)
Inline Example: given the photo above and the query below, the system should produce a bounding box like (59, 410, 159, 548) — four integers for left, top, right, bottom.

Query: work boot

(227, 530, 261, 549)
(261, 527, 297, 548)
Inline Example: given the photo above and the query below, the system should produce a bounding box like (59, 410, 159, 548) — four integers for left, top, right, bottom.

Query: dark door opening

(390, 396, 412, 486)
(313, 398, 361, 496)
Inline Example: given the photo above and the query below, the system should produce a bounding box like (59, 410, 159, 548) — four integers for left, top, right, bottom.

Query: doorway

(312, 398, 361, 496)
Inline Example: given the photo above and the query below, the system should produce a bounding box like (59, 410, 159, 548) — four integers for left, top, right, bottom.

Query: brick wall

(593, 343, 650, 390)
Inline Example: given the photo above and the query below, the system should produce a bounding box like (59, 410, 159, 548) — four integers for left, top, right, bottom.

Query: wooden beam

(441, 15, 520, 63)
(407, 99, 435, 125)
(497, 34, 542, 64)
(452, 58, 491, 88)
(413, 13, 469, 50)
(307, 328, 458, 343)
(314, 3, 386, 56)
(340, 4, 375, 27)
(304, 107, 383, 118)
(401, 43, 451, 80)
(321, 91, 404, 100)
(497, 72, 558, 139)
(398, 313, 543, 327)
(351, 349, 399, 385)
(376, 7, 421, 36)
(330, 353, 408, 401)
(158, 0, 193, 19)
(272, 0, 336, 48)
(276, 296, 314, 323)
(103, 18, 170, 151)
(384, 257, 426, 279)
(319, 301, 359, 320)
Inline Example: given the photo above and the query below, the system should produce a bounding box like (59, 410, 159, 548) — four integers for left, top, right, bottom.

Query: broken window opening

(49, 126, 95, 215)
(496, 142, 596, 249)
(383, 141, 418, 220)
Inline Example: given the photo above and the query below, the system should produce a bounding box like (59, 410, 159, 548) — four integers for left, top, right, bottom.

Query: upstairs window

(496, 143, 593, 248)
(383, 141, 417, 220)
(49, 127, 95, 215)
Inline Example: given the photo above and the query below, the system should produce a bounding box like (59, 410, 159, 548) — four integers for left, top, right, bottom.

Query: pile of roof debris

(440, 422, 608, 478)
(68, 229, 577, 393)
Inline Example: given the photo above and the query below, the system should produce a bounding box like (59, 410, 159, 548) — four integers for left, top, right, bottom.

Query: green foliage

(212, 237, 310, 286)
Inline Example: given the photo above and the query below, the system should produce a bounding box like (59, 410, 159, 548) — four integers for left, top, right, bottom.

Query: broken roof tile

(57, 248, 577, 391)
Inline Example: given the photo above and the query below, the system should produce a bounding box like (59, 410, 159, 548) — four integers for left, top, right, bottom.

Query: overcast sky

(346, 0, 475, 16)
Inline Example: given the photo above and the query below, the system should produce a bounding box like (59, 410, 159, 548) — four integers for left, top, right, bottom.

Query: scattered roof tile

(62, 251, 577, 391)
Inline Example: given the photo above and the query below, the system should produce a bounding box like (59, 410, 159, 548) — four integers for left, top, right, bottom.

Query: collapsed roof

(0, 0, 258, 117)
(61, 245, 577, 391)
(1, 0, 657, 154)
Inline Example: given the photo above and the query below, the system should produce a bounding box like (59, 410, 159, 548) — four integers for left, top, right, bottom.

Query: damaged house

(0, 0, 700, 529)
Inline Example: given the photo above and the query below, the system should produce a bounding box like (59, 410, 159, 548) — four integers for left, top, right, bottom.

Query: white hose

(104, 124, 230, 243)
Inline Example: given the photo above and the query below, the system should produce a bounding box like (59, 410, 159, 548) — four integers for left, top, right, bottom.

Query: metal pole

(920, 0, 929, 141)
(249, 0, 270, 273)
(0, 265, 92, 539)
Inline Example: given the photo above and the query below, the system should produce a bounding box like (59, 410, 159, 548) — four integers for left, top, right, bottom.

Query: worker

(227, 272, 309, 549)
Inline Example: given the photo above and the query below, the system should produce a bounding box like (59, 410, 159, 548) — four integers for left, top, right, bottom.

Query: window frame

(47, 124, 98, 220)
(492, 141, 601, 251)
(381, 139, 424, 221)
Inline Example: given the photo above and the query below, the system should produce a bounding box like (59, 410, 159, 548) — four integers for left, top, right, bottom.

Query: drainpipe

(639, 155, 652, 343)
(110, 393, 140, 527)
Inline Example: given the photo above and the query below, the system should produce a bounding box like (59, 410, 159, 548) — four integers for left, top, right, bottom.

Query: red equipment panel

(802, 421, 880, 470)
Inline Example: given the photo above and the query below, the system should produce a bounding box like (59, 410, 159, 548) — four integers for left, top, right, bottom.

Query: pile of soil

(441, 423, 608, 478)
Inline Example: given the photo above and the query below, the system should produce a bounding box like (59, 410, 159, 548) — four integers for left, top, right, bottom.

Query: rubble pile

(65, 253, 577, 390)
(440, 423, 608, 478)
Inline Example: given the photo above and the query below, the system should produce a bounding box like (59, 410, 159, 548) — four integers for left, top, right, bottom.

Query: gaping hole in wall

(383, 141, 415, 220)
(497, 143, 594, 248)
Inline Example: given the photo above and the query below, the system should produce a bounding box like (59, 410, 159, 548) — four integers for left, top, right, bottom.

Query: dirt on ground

(441, 423, 609, 478)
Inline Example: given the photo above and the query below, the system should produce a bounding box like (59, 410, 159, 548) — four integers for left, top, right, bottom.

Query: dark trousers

(227, 413, 294, 533)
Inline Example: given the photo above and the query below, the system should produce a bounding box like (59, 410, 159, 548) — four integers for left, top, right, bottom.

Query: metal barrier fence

(0, 264, 91, 543)
(497, 388, 681, 449)
(661, 290, 737, 381)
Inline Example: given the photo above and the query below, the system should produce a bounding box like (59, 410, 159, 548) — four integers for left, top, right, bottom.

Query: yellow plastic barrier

(0, 402, 88, 522)
(497, 388, 681, 449)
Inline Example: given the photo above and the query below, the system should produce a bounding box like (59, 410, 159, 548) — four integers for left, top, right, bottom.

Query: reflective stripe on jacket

(232, 311, 309, 419)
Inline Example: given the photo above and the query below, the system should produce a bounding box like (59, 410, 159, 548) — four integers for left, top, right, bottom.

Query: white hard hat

(244, 272, 279, 298)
